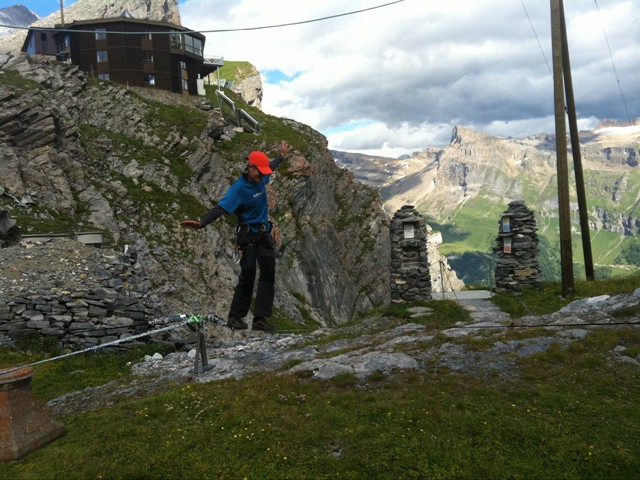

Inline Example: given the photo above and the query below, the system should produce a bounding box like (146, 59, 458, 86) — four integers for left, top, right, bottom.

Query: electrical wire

(0, 0, 406, 35)
(593, 0, 640, 223)
(520, 0, 552, 78)
(593, 0, 633, 125)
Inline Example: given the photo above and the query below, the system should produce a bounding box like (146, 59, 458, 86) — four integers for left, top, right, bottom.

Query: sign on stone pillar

(390, 205, 432, 303)
(493, 200, 541, 292)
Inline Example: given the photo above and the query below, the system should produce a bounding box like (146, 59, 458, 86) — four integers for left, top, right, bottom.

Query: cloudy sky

(3, 0, 639, 157)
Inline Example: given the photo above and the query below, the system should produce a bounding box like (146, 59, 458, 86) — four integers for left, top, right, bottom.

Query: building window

(180, 60, 186, 70)
(170, 32, 182, 49)
(97, 51, 108, 63)
(184, 35, 203, 56)
(95, 28, 107, 40)
(98, 73, 110, 81)
(145, 73, 156, 86)
(40, 33, 47, 42)
(142, 31, 152, 40)
(144, 52, 154, 63)
(182, 78, 188, 92)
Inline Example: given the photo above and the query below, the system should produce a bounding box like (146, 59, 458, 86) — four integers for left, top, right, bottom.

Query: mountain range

(334, 121, 640, 284)
(0, 4, 38, 36)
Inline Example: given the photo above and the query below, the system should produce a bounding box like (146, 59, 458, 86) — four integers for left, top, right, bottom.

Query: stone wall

(493, 200, 541, 292)
(390, 205, 432, 302)
(0, 239, 158, 350)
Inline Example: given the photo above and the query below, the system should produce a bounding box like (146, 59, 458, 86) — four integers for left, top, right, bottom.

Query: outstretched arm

(180, 205, 227, 230)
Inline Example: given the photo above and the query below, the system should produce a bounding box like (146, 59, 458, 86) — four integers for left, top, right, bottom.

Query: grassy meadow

(2, 277, 640, 479)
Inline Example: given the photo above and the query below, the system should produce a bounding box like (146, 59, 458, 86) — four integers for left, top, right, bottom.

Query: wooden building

(22, 15, 220, 95)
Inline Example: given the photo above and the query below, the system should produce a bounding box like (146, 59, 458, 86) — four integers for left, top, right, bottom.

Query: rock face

(233, 69, 263, 110)
(427, 230, 464, 292)
(0, 0, 181, 53)
(333, 153, 463, 291)
(0, 52, 390, 327)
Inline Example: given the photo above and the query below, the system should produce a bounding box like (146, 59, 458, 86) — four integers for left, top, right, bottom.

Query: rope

(0, 313, 222, 377)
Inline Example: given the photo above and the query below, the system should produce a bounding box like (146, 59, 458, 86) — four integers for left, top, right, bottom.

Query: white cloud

(179, 0, 640, 156)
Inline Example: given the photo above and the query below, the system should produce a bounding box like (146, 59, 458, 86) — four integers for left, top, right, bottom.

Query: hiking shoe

(226, 317, 248, 330)
(252, 317, 275, 332)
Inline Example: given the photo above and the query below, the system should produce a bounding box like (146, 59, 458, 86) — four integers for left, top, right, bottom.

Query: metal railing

(215, 90, 259, 132)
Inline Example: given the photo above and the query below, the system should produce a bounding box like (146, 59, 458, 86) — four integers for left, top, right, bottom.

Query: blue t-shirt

(218, 174, 271, 225)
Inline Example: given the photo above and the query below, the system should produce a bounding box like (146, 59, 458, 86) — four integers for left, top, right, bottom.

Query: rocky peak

(450, 125, 497, 145)
(0, 4, 38, 33)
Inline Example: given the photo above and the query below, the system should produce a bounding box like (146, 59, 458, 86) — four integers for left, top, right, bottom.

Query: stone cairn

(390, 205, 432, 302)
(493, 200, 541, 292)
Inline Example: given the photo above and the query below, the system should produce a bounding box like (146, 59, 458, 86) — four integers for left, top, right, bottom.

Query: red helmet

(248, 151, 272, 174)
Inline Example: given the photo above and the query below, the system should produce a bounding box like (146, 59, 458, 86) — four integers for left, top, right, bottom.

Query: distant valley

(333, 121, 640, 285)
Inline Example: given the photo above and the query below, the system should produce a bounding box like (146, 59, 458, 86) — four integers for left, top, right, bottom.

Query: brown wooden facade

(23, 17, 217, 95)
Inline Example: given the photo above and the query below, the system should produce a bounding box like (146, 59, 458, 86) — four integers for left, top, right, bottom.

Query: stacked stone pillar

(390, 205, 432, 302)
(493, 200, 541, 292)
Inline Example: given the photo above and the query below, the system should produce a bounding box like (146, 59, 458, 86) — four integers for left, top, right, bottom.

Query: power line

(0, 0, 407, 35)
(520, 0, 552, 78)
(593, 0, 640, 222)
(594, 0, 633, 125)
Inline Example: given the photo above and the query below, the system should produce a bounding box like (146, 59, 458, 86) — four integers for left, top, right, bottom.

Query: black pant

(228, 239, 276, 319)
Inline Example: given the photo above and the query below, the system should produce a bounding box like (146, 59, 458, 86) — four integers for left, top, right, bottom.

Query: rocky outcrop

(0, 52, 390, 327)
(0, 0, 181, 53)
(44, 288, 640, 418)
(427, 230, 464, 292)
(233, 71, 263, 110)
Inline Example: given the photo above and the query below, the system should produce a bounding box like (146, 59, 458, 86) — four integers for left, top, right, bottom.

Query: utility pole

(559, 0, 595, 281)
(550, 0, 574, 296)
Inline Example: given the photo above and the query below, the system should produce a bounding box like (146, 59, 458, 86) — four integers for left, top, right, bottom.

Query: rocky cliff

(0, 0, 181, 53)
(0, 52, 390, 325)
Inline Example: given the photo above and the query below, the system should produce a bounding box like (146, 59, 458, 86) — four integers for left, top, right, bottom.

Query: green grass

(2, 325, 640, 479)
(492, 274, 640, 317)
(0, 68, 43, 95)
(2, 292, 640, 478)
(215, 60, 258, 84)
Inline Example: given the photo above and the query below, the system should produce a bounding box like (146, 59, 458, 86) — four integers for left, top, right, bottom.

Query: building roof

(53, 16, 206, 41)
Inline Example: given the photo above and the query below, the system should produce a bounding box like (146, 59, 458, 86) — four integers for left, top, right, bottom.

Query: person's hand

(280, 140, 290, 157)
(180, 220, 202, 229)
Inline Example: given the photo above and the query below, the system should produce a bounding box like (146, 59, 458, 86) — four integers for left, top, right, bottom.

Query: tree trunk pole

(551, 0, 574, 296)
(559, 0, 595, 281)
